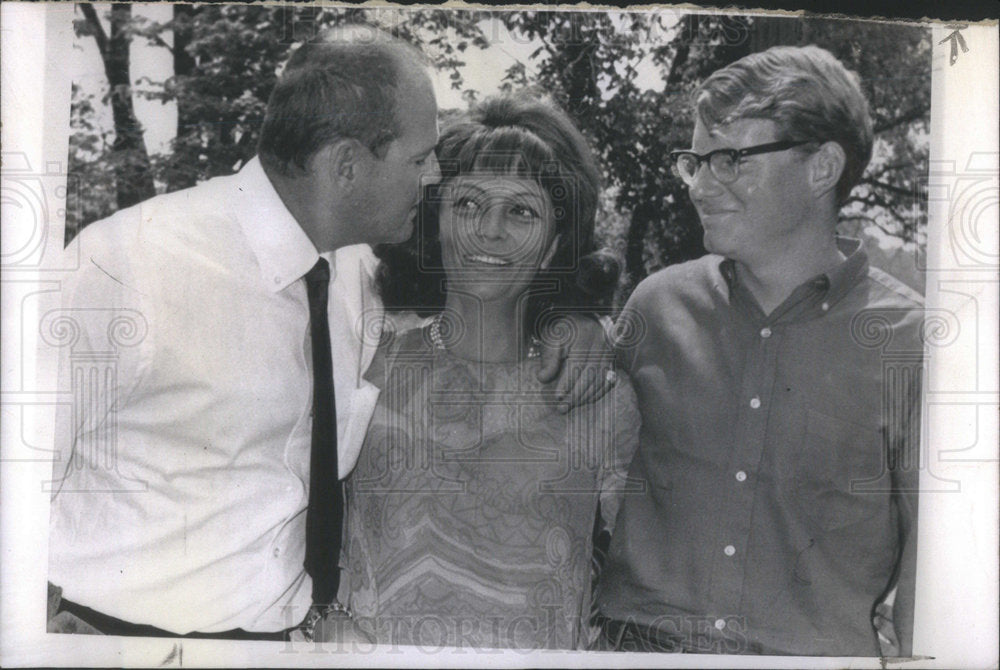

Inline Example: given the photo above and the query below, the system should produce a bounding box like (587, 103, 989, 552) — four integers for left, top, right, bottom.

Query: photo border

(1, 3, 996, 668)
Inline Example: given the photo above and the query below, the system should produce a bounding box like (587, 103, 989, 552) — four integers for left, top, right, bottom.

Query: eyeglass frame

(668, 139, 815, 185)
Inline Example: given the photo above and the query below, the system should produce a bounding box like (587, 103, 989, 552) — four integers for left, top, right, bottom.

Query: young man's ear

(809, 141, 847, 199)
(309, 139, 368, 188)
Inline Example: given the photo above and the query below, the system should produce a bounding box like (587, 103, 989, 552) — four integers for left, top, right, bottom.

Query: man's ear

(309, 139, 367, 188)
(809, 141, 846, 199)
(540, 234, 561, 269)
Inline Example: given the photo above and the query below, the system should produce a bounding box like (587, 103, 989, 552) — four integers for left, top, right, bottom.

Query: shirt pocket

(793, 408, 887, 533)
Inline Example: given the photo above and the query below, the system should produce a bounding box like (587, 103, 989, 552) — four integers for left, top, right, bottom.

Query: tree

(130, 5, 491, 191)
(495, 12, 930, 297)
(68, 8, 929, 295)
(70, 4, 490, 236)
(76, 3, 155, 210)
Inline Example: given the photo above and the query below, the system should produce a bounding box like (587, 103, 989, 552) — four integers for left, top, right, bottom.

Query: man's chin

(702, 227, 738, 257)
(386, 219, 415, 244)
(702, 230, 723, 255)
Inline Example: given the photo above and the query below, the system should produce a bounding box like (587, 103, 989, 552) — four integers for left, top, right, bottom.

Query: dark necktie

(303, 257, 342, 605)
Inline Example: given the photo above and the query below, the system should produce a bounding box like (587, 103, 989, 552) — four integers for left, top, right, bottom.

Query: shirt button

(749, 397, 761, 409)
(735, 470, 747, 482)
(274, 276, 281, 285)
(273, 547, 281, 558)
(724, 545, 736, 556)
(714, 618, 726, 630)
(821, 301, 830, 311)
(760, 327, 772, 338)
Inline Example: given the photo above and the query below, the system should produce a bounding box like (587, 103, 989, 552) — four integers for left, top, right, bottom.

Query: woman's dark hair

(375, 93, 619, 339)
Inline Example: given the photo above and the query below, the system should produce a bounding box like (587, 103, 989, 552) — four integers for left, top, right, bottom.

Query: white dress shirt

(47, 158, 383, 634)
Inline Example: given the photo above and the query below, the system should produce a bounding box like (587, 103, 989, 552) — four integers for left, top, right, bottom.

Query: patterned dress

(344, 326, 640, 650)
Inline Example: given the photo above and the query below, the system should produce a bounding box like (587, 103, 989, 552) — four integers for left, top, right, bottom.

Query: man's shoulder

(850, 266, 925, 349)
(627, 255, 722, 307)
(71, 177, 243, 263)
(126, 177, 238, 236)
(864, 266, 924, 311)
(857, 266, 925, 330)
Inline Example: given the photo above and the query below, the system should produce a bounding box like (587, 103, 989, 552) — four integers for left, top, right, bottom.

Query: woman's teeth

(467, 255, 510, 266)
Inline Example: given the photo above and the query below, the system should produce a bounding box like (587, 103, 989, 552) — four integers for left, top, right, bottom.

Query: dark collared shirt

(598, 239, 923, 656)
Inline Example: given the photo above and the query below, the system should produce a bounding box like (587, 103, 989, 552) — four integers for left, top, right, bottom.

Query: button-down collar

(716, 237, 869, 324)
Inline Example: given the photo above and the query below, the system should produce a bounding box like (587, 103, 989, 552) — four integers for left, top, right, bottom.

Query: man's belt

(55, 597, 287, 641)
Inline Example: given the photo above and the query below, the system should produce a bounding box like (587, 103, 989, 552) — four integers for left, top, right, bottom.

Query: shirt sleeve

(613, 274, 660, 377)
(596, 375, 641, 533)
(48, 226, 151, 495)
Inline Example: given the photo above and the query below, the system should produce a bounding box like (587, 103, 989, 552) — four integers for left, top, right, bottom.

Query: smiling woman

(437, 174, 559, 331)
(346, 94, 639, 650)
(376, 95, 619, 337)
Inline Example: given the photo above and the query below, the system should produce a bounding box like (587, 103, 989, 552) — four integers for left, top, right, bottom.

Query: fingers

(535, 341, 566, 384)
(535, 312, 617, 411)
(554, 361, 583, 410)
(558, 360, 617, 412)
(568, 365, 594, 406)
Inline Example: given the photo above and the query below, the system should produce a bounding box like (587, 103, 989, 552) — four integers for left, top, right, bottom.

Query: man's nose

(422, 153, 442, 187)
(688, 160, 723, 201)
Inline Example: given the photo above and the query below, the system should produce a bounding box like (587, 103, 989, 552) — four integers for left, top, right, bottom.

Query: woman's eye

(509, 204, 539, 220)
(454, 196, 480, 213)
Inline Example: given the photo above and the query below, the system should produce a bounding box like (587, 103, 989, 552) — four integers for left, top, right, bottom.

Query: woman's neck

(440, 292, 528, 363)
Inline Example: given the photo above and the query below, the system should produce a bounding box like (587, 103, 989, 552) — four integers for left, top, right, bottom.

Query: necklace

(430, 313, 541, 360)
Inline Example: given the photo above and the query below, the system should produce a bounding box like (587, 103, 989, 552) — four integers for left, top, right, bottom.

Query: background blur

(66, 4, 930, 301)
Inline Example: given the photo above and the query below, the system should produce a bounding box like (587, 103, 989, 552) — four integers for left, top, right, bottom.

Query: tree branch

(874, 106, 928, 134)
(145, 30, 176, 58)
(79, 3, 108, 58)
(868, 162, 916, 178)
(851, 193, 912, 229)
(864, 178, 918, 197)
(840, 213, 897, 238)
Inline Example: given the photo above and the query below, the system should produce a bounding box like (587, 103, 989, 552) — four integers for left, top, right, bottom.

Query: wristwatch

(300, 601, 353, 643)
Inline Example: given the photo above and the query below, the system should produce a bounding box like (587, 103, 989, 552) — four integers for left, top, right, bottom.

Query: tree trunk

(624, 201, 652, 292)
(167, 4, 198, 191)
(81, 3, 156, 209)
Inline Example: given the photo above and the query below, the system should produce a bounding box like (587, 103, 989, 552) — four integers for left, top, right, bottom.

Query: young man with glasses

(593, 45, 923, 656)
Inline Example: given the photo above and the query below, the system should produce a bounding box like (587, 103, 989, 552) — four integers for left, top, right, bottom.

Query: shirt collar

(824, 236, 869, 307)
(716, 236, 869, 320)
(231, 157, 324, 293)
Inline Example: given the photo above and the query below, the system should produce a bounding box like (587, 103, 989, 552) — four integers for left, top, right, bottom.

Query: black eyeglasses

(669, 140, 813, 185)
